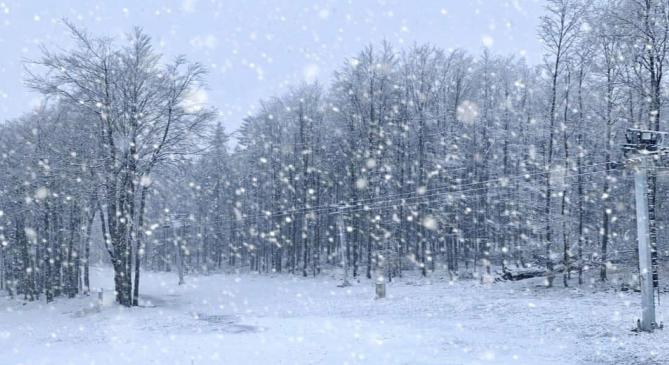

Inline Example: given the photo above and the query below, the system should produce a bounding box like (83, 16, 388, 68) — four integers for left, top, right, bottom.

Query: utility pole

(623, 129, 666, 332)
(336, 206, 351, 287)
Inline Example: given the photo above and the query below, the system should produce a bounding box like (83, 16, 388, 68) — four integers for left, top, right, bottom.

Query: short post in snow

(96, 288, 114, 307)
(98, 288, 104, 307)
(632, 158, 656, 332)
(375, 279, 386, 299)
(336, 205, 351, 287)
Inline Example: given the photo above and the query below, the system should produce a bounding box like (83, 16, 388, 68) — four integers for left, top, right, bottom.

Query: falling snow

(1, 1, 669, 364)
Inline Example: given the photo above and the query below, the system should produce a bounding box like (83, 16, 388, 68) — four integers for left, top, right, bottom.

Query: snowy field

(1, 268, 668, 365)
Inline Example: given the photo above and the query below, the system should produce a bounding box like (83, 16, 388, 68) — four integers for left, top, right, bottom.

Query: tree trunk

(132, 185, 149, 306)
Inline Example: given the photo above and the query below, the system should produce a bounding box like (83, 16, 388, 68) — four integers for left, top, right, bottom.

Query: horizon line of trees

(2, 0, 669, 306)
(164, 0, 669, 286)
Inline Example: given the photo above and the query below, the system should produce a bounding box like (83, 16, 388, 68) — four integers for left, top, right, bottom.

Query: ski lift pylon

(623, 128, 669, 157)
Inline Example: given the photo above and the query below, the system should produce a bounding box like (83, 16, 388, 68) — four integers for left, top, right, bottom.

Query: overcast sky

(0, 0, 544, 133)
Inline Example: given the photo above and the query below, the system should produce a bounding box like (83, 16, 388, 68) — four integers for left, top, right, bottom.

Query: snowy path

(1, 268, 668, 365)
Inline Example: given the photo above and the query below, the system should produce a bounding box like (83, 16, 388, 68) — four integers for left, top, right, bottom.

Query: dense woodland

(1, 0, 669, 306)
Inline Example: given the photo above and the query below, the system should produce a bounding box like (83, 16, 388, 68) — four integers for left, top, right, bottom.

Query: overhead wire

(214, 159, 636, 226)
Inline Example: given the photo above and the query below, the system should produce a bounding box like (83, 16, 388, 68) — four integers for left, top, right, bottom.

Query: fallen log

(499, 265, 565, 281)
(501, 267, 546, 281)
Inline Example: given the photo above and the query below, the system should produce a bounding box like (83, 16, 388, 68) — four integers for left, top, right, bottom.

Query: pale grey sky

(0, 0, 544, 132)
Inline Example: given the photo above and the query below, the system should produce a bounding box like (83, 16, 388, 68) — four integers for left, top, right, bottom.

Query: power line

(335, 167, 629, 217)
(219, 166, 669, 239)
(215, 160, 631, 226)
(211, 149, 669, 228)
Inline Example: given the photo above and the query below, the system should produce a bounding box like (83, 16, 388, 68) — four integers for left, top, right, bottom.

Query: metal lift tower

(623, 128, 667, 332)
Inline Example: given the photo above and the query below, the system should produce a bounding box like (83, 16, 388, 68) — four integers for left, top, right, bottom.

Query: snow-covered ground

(1, 267, 668, 365)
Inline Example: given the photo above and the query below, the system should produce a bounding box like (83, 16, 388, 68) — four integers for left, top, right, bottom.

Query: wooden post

(375, 281, 386, 299)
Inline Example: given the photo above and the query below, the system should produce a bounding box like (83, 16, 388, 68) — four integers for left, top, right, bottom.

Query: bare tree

(26, 22, 213, 306)
(538, 0, 584, 287)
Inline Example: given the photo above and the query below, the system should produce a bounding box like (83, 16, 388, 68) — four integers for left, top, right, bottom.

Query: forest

(0, 0, 668, 309)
